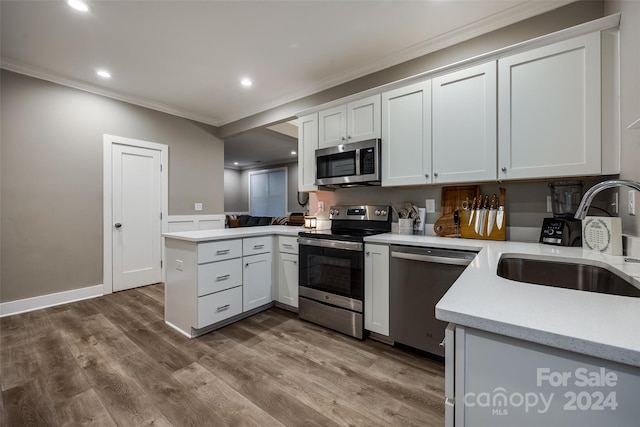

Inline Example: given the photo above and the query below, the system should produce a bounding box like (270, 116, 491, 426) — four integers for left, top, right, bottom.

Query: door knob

(114, 223, 122, 229)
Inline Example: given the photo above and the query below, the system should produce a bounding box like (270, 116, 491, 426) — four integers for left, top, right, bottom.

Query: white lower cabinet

(243, 252, 273, 312)
(277, 235, 299, 309)
(197, 286, 242, 328)
(165, 235, 274, 338)
(364, 243, 390, 336)
(449, 326, 640, 427)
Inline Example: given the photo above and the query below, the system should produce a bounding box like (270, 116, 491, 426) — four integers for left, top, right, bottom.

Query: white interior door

(112, 144, 162, 291)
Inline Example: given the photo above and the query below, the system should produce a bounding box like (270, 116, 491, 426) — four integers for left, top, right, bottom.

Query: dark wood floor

(1, 284, 445, 426)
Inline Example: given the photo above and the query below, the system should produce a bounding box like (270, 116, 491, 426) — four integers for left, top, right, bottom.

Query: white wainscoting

(0, 284, 104, 318)
(167, 214, 226, 232)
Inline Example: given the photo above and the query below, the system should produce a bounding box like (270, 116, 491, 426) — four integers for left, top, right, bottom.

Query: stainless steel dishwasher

(389, 245, 476, 357)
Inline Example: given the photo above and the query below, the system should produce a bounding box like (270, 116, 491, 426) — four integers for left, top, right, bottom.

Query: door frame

(103, 134, 168, 294)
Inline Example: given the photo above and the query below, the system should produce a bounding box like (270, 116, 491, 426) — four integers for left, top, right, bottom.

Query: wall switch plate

(546, 196, 553, 213)
(425, 199, 436, 213)
(176, 260, 184, 271)
(629, 190, 636, 216)
(194, 202, 203, 211)
(317, 201, 324, 212)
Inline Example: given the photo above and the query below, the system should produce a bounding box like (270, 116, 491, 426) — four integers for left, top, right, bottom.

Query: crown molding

(0, 58, 222, 128)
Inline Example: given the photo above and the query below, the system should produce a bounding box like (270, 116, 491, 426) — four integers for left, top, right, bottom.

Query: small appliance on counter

(540, 181, 583, 246)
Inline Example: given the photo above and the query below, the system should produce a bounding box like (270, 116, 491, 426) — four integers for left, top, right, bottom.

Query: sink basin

(497, 255, 640, 298)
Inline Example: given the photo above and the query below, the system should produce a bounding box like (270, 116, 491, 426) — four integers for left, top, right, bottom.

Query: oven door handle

(391, 251, 472, 266)
(298, 238, 363, 252)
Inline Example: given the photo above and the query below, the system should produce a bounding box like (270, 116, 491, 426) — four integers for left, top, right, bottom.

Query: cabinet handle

(439, 338, 446, 348)
(216, 249, 230, 255)
(366, 251, 370, 256)
(245, 263, 249, 268)
(424, 173, 429, 178)
(253, 244, 264, 250)
(341, 136, 347, 141)
(501, 167, 507, 172)
(216, 304, 230, 313)
(293, 261, 297, 265)
(283, 244, 293, 248)
(216, 274, 230, 281)
(434, 172, 439, 178)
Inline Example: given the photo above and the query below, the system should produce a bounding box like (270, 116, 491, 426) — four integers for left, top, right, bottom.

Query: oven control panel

(329, 205, 390, 221)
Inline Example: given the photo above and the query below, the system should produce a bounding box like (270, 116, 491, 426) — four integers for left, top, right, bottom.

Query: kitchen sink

(497, 254, 640, 298)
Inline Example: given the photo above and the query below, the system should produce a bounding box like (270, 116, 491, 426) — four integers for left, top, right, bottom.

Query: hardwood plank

(55, 388, 117, 427)
(173, 362, 284, 427)
(1, 285, 446, 427)
(52, 309, 170, 426)
(2, 380, 59, 426)
(119, 352, 228, 426)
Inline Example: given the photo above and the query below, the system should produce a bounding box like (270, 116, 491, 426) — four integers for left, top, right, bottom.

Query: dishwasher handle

(391, 251, 472, 266)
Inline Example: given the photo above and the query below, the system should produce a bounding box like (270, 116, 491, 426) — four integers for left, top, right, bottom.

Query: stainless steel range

(297, 205, 391, 339)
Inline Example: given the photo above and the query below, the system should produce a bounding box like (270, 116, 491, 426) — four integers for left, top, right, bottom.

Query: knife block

(459, 209, 506, 241)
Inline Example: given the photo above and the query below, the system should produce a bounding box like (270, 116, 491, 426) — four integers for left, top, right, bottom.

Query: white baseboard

(0, 284, 104, 318)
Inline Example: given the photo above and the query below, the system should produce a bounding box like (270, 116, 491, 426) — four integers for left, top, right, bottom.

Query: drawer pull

(216, 249, 230, 255)
(253, 244, 265, 250)
(216, 274, 230, 281)
(283, 244, 293, 248)
(216, 304, 231, 313)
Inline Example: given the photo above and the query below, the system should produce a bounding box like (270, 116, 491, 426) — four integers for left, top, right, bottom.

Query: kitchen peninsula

(163, 226, 302, 338)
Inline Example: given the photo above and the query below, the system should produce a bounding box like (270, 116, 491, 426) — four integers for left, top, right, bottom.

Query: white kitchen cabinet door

(346, 94, 381, 143)
(243, 252, 273, 312)
(381, 80, 432, 186)
(498, 32, 601, 180)
(297, 113, 318, 191)
(318, 104, 347, 149)
(318, 94, 381, 149)
(432, 62, 497, 184)
(278, 252, 298, 308)
(364, 244, 390, 336)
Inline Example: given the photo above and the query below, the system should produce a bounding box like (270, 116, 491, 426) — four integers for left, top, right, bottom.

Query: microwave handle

(355, 148, 361, 176)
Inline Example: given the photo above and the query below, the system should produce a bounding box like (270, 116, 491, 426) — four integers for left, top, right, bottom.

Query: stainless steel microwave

(315, 139, 381, 187)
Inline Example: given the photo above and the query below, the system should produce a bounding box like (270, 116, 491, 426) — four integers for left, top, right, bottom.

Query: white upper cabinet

(297, 112, 318, 192)
(498, 32, 602, 180)
(432, 62, 497, 183)
(381, 80, 432, 186)
(318, 94, 381, 148)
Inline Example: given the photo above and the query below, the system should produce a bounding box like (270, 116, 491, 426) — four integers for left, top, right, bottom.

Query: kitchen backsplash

(309, 176, 619, 235)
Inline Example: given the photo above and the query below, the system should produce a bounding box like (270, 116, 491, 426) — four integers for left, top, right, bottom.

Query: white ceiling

(1, 0, 571, 166)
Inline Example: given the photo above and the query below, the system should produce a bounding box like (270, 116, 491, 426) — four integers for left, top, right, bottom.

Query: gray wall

(224, 162, 306, 215)
(1, 70, 225, 303)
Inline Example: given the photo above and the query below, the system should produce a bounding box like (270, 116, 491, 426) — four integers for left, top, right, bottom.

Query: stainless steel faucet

(574, 179, 640, 220)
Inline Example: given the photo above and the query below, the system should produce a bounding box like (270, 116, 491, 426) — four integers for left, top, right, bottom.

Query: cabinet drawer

(243, 236, 272, 256)
(278, 236, 299, 254)
(197, 286, 242, 328)
(198, 239, 242, 264)
(197, 258, 242, 296)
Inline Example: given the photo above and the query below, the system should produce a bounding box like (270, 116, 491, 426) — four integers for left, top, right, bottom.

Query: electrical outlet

(629, 190, 636, 216)
(546, 196, 553, 213)
(425, 199, 436, 213)
(317, 201, 324, 212)
(194, 202, 203, 211)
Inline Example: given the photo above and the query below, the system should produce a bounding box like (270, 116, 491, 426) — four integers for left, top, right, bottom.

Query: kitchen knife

(487, 194, 497, 236)
(479, 195, 489, 236)
(496, 187, 506, 230)
(474, 195, 482, 234)
(468, 197, 477, 226)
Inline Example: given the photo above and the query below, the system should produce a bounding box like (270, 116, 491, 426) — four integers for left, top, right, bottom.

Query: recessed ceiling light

(67, 0, 90, 12)
(234, 162, 239, 165)
(96, 69, 111, 79)
(240, 78, 252, 87)
(291, 151, 297, 155)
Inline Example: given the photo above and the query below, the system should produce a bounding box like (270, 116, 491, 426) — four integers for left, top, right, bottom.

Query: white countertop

(163, 225, 303, 242)
(366, 233, 640, 368)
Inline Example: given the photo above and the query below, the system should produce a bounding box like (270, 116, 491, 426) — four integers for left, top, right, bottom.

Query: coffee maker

(540, 181, 583, 246)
